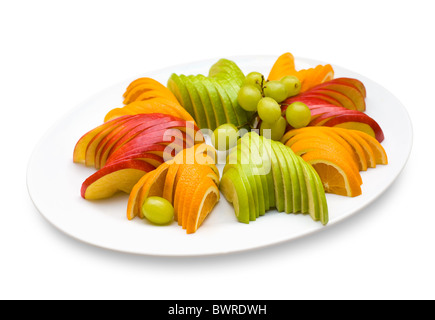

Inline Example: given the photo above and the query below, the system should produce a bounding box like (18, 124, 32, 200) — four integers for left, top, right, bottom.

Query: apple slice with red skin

(81, 159, 155, 200)
(106, 144, 173, 165)
(106, 130, 189, 165)
(107, 116, 200, 159)
(83, 116, 134, 167)
(329, 78, 366, 98)
(91, 114, 155, 168)
(94, 114, 174, 169)
(107, 128, 192, 159)
(105, 138, 186, 165)
(73, 115, 131, 164)
(310, 109, 370, 126)
(309, 82, 366, 112)
(308, 88, 357, 110)
(105, 152, 164, 169)
(299, 92, 344, 108)
(99, 120, 193, 168)
(322, 114, 384, 142)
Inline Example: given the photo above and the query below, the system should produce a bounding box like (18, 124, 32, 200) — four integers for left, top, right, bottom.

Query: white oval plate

(27, 55, 413, 257)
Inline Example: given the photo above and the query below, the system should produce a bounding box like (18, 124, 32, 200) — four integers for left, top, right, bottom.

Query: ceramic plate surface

(27, 55, 413, 256)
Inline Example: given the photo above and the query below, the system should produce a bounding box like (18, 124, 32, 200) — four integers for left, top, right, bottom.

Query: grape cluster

(238, 72, 311, 141)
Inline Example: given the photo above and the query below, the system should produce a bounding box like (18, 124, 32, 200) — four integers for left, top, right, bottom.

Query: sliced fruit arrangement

(73, 52, 390, 235)
(104, 77, 196, 125)
(281, 127, 388, 197)
(221, 131, 329, 225)
(167, 59, 251, 131)
(74, 113, 204, 200)
(127, 144, 220, 234)
(268, 52, 335, 93)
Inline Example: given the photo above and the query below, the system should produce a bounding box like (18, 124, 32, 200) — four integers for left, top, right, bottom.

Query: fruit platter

(27, 53, 413, 256)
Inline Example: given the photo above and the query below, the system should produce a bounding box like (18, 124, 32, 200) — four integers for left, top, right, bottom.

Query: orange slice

(267, 52, 335, 92)
(136, 163, 170, 219)
(162, 163, 180, 205)
(289, 137, 362, 184)
(186, 178, 220, 234)
(352, 130, 388, 165)
(104, 99, 195, 124)
(127, 171, 153, 220)
(342, 129, 376, 168)
(302, 150, 362, 197)
(268, 52, 297, 81)
(123, 78, 176, 104)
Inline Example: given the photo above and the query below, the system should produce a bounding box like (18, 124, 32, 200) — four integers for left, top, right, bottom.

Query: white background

(1, 0, 433, 300)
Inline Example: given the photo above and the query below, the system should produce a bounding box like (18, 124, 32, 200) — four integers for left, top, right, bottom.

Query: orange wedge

(289, 136, 362, 185)
(104, 99, 196, 124)
(342, 130, 376, 168)
(134, 163, 170, 219)
(127, 171, 153, 220)
(267, 52, 335, 92)
(123, 78, 178, 104)
(352, 130, 388, 165)
(268, 52, 297, 81)
(186, 178, 220, 234)
(302, 150, 362, 197)
(300, 64, 334, 92)
(162, 163, 180, 205)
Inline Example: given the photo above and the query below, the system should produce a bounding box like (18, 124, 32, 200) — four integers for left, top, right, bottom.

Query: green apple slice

(223, 161, 256, 222)
(209, 59, 245, 86)
(241, 134, 270, 212)
(257, 134, 275, 209)
(273, 142, 295, 214)
(280, 145, 303, 213)
(211, 79, 239, 126)
(197, 75, 227, 128)
(299, 160, 321, 222)
(262, 139, 285, 212)
(212, 75, 248, 127)
(187, 75, 218, 130)
(167, 73, 195, 119)
(220, 168, 250, 224)
(180, 75, 208, 129)
(294, 155, 308, 214)
(227, 148, 261, 219)
(308, 163, 329, 225)
(238, 140, 267, 216)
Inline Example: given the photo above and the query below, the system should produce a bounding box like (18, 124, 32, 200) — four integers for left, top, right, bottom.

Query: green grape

(263, 80, 288, 103)
(212, 123, 239, 151)
(257, 97, 282, 124)
(280, 75, 301, 97)
(260, 116, 287, 141)
(244, 72, 264, 90)
(286, 102, 312, 128)
(237, 85, 263, 112)
(142, 196, 174, 225)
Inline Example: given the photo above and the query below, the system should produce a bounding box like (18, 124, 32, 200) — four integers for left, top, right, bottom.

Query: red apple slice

(310, 82, 366, 112)
(106, 130, 189, 165)
(73, 115, 131, 164)
(94, 114, 173, 169)
(107, 116, 195, 157)
(81, 159, 154, 200)
(300, 92, 344, 108)
(106, 146, 178, 166)
(322, 114, 384, 142)
(100, 120, 192, 168)
(329, 78, 366, 98)
(83, 116, 134, 167)
(309, 88, 357, 110)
